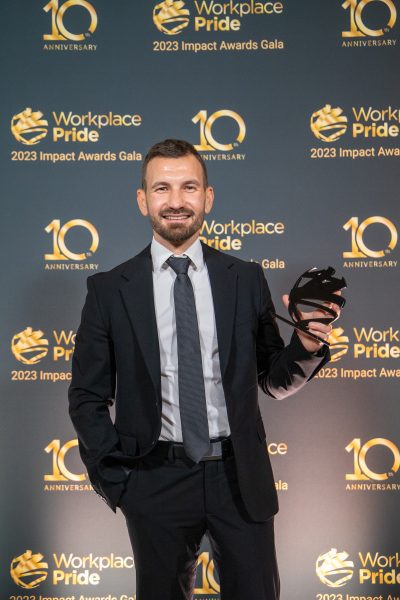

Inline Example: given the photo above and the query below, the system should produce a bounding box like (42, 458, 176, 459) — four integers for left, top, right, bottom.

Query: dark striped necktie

(167, 255, 210, 463)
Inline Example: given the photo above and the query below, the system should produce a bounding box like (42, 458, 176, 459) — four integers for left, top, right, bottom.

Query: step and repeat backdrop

(1, 1, 399, 599)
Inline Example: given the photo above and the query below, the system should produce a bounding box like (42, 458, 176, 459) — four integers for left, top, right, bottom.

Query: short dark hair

(141, 139, 208, 189)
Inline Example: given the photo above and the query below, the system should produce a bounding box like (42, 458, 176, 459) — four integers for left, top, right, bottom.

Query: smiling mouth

(162, 214, 191, 221)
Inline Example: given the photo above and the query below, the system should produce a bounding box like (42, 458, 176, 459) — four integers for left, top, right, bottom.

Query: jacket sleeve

(68, 275, 127, 511)
(255, 263, 330, 399)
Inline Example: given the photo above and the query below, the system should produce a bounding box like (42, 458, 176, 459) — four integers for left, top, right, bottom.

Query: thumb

(282, 294, 289, 309)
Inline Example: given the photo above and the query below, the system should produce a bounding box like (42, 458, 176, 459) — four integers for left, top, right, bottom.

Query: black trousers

(119, 449, 280, 600)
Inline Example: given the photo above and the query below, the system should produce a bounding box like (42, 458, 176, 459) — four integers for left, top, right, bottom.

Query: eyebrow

(151, 179, 201, 189)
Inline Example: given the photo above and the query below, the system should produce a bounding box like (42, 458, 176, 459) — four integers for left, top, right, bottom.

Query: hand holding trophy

(274, 266, 347, 348)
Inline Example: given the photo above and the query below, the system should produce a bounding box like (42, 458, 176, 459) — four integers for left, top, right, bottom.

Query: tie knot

(167, 255, 191, 275)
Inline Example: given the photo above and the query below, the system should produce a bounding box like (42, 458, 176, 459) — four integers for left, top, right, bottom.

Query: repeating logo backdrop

(1, 1, 399, 599)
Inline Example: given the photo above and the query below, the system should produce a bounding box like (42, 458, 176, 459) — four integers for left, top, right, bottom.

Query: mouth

(162, 214, 192, 222)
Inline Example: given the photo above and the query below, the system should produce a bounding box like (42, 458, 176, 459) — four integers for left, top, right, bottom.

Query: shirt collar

(151, 236, 205, 273)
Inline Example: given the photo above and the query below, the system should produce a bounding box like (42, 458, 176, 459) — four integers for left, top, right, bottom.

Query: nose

(168, 188, 185, 209)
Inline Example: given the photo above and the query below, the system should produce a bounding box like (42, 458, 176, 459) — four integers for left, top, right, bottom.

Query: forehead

(145, 155, 203, 184)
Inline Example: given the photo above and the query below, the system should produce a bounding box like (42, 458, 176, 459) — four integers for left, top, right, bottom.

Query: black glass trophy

(274, 266, 347, 347)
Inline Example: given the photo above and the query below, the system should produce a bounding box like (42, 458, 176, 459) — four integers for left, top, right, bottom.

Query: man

(69, 139, 335, 600)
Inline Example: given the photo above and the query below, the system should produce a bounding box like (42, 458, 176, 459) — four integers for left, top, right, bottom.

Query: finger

(307, 322, 333, 342)
(322, 298, 340, 310)
(323, 290, 342, 307)
(327, 291, 343, 317)
(299, 327, 326, 346)
(282, 294, 289, 309)
(307, 321, 333, 333)
(314, 301, 341, 321)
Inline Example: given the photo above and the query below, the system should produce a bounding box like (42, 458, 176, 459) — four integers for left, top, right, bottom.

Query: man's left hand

(281, 293, 342, 353)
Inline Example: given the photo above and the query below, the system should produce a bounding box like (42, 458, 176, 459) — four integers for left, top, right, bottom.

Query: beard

(149, 209, 205, 247)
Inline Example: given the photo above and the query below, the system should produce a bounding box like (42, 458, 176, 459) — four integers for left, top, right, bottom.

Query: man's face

(137, 154, 214, 248)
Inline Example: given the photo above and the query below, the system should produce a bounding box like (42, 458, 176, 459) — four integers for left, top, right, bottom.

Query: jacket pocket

(117, 463, 140, 509)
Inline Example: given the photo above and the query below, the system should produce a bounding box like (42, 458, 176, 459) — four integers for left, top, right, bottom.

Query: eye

(184, 184, 197, 191)
(154, 185, 167, 192)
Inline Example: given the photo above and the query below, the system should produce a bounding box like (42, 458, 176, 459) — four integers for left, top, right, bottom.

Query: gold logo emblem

(43, 0, 98, 41)
(45, 439, 86, 481)
(346, 438, 400, 481)
(193, 109, 246, 151)
(342, 0, 397, 38)
(328, 327, 349, 362)
(316, 548, 354, 588)
(11, 108, 48, 146)
(310, 105, 348, 142)
(343, 216, 398, 258)
(10, 550, 49, 589)
(45, 219, 99, 260)
(12, 328, 49, 365)
(194, 552, 219, 594)
(153, 0, 190, 35)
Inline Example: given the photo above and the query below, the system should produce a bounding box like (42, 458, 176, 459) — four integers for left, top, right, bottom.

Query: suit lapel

(119, 245, 161, 395)
(201, 241, 237, 378)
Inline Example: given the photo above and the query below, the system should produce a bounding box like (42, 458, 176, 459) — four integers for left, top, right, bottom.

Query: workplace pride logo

(12, 108, 142, 144)
(153, 0, 190, 35)
(11, 108, 49, 146)
(316, 548, 354, 588)
(318, 547, 400, 587)
(11, 549, 134, 587)
(10, 550, 49, 589)
(153, 0, 285, 35)
(11, 328, 49, 365)
(325, 323, 400, 363)
(312, 103, 400, 143)
(310, 105, 348, 142)
(327, 327, 350, 362)
(11, 327, 75, 364)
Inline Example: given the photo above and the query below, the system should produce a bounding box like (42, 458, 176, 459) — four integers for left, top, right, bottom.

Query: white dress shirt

(151, 236, 231, 442)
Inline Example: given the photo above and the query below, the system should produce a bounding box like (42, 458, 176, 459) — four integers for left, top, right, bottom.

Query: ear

(137, 188, 148, 216)
(204, 186, 214, 214)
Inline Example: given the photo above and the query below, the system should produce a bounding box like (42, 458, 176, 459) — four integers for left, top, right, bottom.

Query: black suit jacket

(68, 242, 329, 521)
